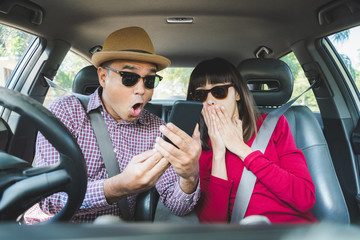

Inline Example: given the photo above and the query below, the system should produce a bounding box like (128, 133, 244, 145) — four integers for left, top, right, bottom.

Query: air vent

(166, 17, 194, 24)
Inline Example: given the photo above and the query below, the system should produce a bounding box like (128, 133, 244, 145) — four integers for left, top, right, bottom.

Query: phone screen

(163, 100, 203, 146)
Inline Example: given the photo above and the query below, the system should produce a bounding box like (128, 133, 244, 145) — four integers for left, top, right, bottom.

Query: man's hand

(103, 150, 170, 204)
(155, 123, 201, 194)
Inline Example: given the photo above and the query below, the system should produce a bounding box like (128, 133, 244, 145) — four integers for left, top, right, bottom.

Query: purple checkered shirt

(33, 88, 200, 223)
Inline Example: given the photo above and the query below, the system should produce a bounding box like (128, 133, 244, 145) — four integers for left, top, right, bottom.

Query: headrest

(237, 58, 294, 106)
(72, 65, 99, 95)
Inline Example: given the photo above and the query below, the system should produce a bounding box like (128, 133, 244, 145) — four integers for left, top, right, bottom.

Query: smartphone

(163, 100, 203, 146)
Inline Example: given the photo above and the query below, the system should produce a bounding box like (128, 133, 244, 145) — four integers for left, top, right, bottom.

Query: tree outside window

(0, 25, 35, 87)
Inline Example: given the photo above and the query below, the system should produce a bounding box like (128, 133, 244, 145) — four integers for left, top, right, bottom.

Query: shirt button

(114, 148, 117, 153)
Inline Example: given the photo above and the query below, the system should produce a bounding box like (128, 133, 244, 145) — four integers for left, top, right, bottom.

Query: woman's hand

(202, 105, 227, 179)
(212, 105, 253, 160)
(202, 105, 226, 157)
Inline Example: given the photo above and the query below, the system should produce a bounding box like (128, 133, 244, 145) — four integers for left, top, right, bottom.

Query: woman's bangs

(207, 72, 233, 85)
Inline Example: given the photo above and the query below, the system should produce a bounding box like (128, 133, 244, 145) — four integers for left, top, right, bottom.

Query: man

(25, 26, 201, 223)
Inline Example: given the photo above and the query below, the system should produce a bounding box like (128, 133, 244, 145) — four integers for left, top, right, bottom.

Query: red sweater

(196, 114, 317, 224)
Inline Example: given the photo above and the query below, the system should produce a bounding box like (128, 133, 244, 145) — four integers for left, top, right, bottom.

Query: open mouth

(131, 102, 143, 116)
(133, 103, 141, 110)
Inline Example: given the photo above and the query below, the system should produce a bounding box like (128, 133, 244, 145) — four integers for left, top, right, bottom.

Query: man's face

(98, 60, 157, 122)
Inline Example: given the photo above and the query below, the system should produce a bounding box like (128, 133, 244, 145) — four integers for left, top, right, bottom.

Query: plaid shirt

(33, 88, 200, 223)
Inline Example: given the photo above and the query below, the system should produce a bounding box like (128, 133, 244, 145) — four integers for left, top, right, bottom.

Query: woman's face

(195, 82, 240, 119)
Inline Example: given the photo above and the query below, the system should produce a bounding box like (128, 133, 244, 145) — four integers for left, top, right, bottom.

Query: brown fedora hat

(92, 26, 171, 70)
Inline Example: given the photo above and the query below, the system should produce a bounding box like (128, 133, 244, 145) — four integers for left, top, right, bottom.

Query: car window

(328, 26, 360, 92)
(0, 24, 36, 87)
(152, 68, 194, 100)
(281, 52, 320, 112)
(44, 51, 90, 107)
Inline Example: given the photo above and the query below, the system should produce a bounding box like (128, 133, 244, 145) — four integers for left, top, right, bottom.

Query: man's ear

(98, 67, 107, 88)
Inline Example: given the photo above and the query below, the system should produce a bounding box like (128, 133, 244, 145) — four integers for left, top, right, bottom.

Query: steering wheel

(0, 87, 87, 222)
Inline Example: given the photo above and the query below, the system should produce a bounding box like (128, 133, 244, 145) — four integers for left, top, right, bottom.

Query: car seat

(237, 58, 350, 224)
(72, 65, 99, 95)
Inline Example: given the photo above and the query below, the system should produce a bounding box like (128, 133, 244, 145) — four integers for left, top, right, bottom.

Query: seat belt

(76, 94, 133, 221)
(45, 77, 132, 221)
(230, 82, 316, 224)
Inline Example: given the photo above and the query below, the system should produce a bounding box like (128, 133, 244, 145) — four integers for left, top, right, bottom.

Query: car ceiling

(0, 0, 359, 67)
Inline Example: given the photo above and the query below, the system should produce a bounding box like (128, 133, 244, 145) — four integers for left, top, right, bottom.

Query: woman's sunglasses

(104, 66, 163, 89)
(190, 84, 234, 102)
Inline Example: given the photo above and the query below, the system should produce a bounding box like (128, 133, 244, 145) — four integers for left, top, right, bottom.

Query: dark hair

(100, 60, 116, 68)
(186, 57, 259, 151)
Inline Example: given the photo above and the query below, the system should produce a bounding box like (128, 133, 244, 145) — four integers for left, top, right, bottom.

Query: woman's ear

(235, 91, 241, 101)
(238, 102, 243, 120)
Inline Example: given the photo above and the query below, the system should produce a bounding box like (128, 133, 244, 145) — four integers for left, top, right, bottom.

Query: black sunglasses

(104, 66, 163, 89)
(190, 84, 234, 102)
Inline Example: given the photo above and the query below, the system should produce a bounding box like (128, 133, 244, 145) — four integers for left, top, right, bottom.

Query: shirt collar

(87, 87, 150, 125)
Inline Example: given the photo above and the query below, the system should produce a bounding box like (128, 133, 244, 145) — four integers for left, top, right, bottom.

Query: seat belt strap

(230, 83, 315, 223)
(44, 77, 133, 220)
(75, 93, 133, 221)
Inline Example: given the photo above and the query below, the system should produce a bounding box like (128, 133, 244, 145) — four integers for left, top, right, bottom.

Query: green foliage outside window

(54, 52, 90, 90)
(153, 67, 193, 99)
(0, 25, 35, 60)
(329, 27, 360, 92)
(0, 25, 35, 87)
(281, 53, 319, 112)
(44, 51, 90, 106)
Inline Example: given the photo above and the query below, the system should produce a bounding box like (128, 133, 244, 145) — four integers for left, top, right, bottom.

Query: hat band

(121, 49, 153, 55)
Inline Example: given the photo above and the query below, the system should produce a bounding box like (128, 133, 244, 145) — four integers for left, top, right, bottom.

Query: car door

(291, 25, 360, 223)
(324, 26, 360, 223)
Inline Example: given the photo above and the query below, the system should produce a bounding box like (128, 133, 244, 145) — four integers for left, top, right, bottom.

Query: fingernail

(167, 123, 174, 130)
(159, 125, 166, 132)
(155, 137, 160, 142)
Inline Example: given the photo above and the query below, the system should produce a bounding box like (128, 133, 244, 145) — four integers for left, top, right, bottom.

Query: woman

(187, 57, 317, 224)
